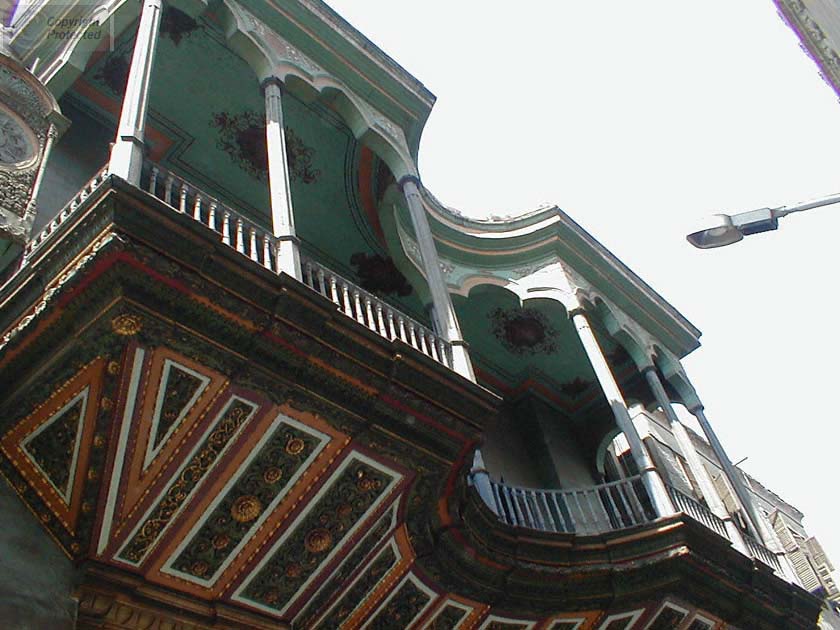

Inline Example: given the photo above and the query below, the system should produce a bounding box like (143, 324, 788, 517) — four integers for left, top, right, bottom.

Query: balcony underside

(0, 178, 821, 629)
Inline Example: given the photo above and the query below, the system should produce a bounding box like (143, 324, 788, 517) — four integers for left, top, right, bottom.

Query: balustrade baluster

(317, 269, 326, 297)
(501, 486, 518, 526)
(408, 322, 419, 351)
(387, 310, 397, 340)
(398, 317, 407, 343)
(552, 493, 572, 532)
(178, 183, 189, 213)
(249, 228, 258, 261)
(353, 290, 365, 324)
(163, 173, 174, 205)
(428, 333, 440, 361)
(329, 275, 340, 306)
(602, 486, 623, 529)
(341, 283, 353, 317)
(491, 483, 506, 521)
(190, 193, 200, 220)
(539, 492, 557, 532)
(235, 218, 245, 253)
(207, 201, 217, 231)
(262, 236, 272, 270)
(221, 211, 231, 246)
(364, 296, 376, 331)
(149, 166, 159, 195)
(304, 262, 314, 289)
(375, 303, 387, 336)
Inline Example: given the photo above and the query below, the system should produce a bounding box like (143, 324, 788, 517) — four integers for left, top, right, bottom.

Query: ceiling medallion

(230, 495, 262, 523)
(489, 307, 559, 356)
(304, 528, 332, 553)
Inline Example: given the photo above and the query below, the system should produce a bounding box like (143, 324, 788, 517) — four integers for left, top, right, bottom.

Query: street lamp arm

(687, 191, 840, 249)
(772, 192, 840, 218)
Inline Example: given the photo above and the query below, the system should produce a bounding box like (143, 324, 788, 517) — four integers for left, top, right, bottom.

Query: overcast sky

(326, 1, 840, 570)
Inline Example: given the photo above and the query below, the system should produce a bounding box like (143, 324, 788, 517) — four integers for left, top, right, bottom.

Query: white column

(642, 366, 748, 552)
(569, 309, 674, 518)
(399, 175, 474, 380)
(108, 0, 163, 184)
(263, 77, 301, 280)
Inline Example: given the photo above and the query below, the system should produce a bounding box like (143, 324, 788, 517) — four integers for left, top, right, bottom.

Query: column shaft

(644, 368, 747, 552)
(690, 406, 767, 542)
(400, 177, 473, 380)
(263, 79, 301, 280)
(108, 0, 163, 184)
(570, 312, 674, 517)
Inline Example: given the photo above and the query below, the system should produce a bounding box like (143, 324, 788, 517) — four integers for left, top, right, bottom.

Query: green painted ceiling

(73, 11, 430, 323)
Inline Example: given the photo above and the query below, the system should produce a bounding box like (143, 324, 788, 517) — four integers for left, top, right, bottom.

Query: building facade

(0, 0, 827, 628)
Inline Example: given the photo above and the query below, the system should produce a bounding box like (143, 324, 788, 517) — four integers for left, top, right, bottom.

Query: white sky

(327, 1, 840, 570)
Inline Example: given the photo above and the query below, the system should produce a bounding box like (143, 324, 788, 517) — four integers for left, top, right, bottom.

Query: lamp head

(686, 214, 743, 249)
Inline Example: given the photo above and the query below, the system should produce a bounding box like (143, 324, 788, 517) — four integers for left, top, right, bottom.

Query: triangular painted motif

(21, 388, 89, 504)
(143, 360, 210, 470)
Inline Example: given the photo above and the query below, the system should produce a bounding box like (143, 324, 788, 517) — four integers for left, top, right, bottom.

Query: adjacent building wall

(0, 476, 78, 629)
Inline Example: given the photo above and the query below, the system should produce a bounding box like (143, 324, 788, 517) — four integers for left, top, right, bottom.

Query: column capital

(260, 76, 284, 94)
(567, 305, 588, 320)
(398, 174, 421, 191)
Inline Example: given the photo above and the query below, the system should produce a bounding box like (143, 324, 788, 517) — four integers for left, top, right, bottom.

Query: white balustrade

(301, 258, 453, 369)
(488, 476, 654, 535)
(666, 484, 729, 540)
(22, 165, 110, 265)
(19, 160, 455, 373)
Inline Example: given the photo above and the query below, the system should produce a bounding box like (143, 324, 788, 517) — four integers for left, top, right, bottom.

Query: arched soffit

(218, 0, 415, 181)
(594, 426, 622, 477)
(589, 297, 651, 370)
(652, 346, 699, 408)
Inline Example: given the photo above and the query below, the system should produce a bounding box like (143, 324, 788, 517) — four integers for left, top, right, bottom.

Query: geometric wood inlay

(550, 621, 586, 630)
(162, 413, 331, 586)
(234, 452, 401, 616)
(0, 357, 105, 534)
(312, 539, 400, 630)
(294, 503, 398, 628)
(143, 359, 210, 470)
(116, 396, 259, 566)
(598, 610, 644, 630)
(426, 603, 471, 630)
(478, 617, 535, 630)
(21, 388, 88, 504)
(645, 604, 687, 630)
(363, 572, 434, 630)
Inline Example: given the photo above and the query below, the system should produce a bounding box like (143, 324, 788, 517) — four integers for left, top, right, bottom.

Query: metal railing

(302, 258, 452, 369)
(744, 533, 783, 573)
(488, 475, 655, 535)
(667, 484, 729, 540)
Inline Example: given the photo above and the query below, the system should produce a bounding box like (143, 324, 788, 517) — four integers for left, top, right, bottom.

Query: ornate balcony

(17, 162, 453, 371)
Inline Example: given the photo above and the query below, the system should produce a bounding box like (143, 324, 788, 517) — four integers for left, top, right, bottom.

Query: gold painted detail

(304, 528, 332, 553)
(285, 437, 305, 455)
(239, 458, 393, 611)
(111, 314, 142, 336)
(231, 495, 263, 523)
(169, 421, 324, 581)
(118, 399, 256, 564)
(263, 467, 282, 484)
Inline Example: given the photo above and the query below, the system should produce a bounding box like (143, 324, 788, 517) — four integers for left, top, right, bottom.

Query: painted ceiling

(69, 8, 430, 324)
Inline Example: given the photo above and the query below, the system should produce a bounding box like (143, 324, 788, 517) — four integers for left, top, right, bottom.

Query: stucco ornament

(0, 54, 65, 243)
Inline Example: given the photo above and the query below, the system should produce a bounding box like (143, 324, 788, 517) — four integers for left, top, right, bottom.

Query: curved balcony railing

(666, 484, 728, 539)
(744, 533, 783, 573)
(488, 475, 656, 535)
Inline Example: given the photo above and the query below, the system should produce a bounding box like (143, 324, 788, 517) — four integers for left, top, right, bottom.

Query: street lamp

(687, 192, 840, 249)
